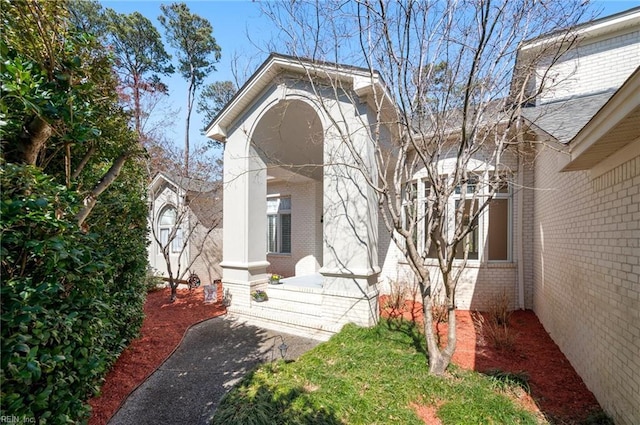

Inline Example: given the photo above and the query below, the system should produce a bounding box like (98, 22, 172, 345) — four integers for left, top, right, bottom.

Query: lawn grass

(211, 319, 538, 425)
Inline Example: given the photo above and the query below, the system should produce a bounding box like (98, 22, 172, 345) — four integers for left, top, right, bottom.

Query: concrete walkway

(108, 317, 321, 425)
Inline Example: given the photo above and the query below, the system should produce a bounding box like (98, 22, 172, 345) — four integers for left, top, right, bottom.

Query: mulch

(87, 286, 226, 425)
(89, 289, 602, 424)
(381, 295, 602, 423)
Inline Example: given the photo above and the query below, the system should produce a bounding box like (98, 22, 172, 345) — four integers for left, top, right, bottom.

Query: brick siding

(532, 148, 640, 425)
(537, 30, 639, 104)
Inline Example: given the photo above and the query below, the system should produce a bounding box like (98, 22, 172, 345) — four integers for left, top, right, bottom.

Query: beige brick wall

(378, 153, 526, 311)
(380, 259, 519, 310)
(537, 30, 640, 104)
(267, 179, 323, 277)
(532, 148, 640, 425)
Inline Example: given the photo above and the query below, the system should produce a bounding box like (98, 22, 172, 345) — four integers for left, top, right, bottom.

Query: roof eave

(520, 7, 640, 55)
(562, 66, 640, 171)
(205, 53, 393, 142)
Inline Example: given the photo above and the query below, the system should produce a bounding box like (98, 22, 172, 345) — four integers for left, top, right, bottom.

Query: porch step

(257, 284, 323, 319)
(229, 305, 341, 341)
(226, 282, 336, 340)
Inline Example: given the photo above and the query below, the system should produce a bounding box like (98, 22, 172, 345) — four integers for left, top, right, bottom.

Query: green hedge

(0, 163, 147, 423)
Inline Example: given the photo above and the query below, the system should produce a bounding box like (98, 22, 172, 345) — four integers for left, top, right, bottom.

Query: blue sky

(99, 0, 639, 150)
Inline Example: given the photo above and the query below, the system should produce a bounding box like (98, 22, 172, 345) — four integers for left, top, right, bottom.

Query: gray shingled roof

(521, 90, 616, 143)
(158, 171, 218, 193)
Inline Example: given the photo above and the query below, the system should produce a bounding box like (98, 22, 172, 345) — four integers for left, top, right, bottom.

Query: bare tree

(148, 154, 223, 302)
(260, 0, 588, 375)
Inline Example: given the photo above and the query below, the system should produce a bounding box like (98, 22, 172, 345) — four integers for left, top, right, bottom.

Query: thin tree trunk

(65, 142, 71, 188)
(420, 279, 455, 376)
(76, 152, 129, 226)
(184, 75, 195, 177)
(134, 74, 142, 138)
(71, 144, 96, 180)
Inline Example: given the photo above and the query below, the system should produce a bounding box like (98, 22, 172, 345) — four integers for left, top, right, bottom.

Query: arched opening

(250, 98, 324, 279)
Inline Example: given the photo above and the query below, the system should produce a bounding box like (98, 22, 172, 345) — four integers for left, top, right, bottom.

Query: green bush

(0, 164, 147, 423)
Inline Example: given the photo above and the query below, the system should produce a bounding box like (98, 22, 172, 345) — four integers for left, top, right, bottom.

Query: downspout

(516, 134, 525, 310)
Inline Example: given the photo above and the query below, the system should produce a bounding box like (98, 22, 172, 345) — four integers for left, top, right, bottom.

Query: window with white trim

(267, 196, 291, 254)
(487, 178, 510, 261)
(158, 206, 182, 254)
(454, 175, 479, 260)
(406, 174, 511, 262)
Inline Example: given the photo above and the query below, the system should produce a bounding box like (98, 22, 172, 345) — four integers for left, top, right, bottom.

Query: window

(487, 179, 510, 261)
(158, 207, 182, 254)
(407, 173, 511, 262)
(404, 178, 440, 257)
(267, 196, 291, 254)
(454, 199, 479, 260)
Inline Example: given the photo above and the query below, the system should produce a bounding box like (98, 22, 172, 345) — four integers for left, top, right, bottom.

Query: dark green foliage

(0, 164, 145, 422)
(87, 159, 149, 353)
(197, 80, 236, 128)
(1, 1, 148, 421)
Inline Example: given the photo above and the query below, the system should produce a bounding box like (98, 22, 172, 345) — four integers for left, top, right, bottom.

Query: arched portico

(209, 54, 383, 339)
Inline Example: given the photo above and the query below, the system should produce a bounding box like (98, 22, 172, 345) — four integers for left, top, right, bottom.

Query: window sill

(402, 259, 515, 269)
(267, 253, 292, 258)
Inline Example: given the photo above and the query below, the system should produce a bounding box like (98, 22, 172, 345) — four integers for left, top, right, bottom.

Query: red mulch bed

(89, 289, 601, 424)
(380, 295, 602, 423)
(88, 286, 226, 425)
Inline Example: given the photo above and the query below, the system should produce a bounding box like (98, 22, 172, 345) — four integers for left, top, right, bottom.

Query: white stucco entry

(206, 54, 387, 339)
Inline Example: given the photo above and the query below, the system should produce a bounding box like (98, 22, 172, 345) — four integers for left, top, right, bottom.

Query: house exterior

(148, 172, 223, 285)
(206, 8, 639, 424)
(520, 11, 640, 424)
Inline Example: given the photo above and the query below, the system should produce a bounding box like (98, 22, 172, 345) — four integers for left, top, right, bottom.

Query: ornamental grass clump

(473, 290, 516, 352)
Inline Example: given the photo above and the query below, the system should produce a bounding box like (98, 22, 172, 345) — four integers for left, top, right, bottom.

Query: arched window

(158, 206, 183, 254)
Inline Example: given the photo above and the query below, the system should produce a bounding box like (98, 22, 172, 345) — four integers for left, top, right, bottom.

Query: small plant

(251, 290, 268, 302)
(488, 289, 512, 326)
(485, 369, 531, 394)
(144, 268, 165, 293)
(385, 280, 409, 310)
(473, 312, 516, 352)
(429, 286, 449, 324)
(269, 274, 282, 284)
(473, 290, 516, 351)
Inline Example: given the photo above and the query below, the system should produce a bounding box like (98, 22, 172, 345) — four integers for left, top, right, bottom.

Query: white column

(318, 113, 380, 328)
(220, 136, 269, 310)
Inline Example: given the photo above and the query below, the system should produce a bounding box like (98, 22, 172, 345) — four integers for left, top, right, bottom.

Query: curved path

(108, 317, 320, 425)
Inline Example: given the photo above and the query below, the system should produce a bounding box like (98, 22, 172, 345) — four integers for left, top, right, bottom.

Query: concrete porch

(228, 273, 379, 341)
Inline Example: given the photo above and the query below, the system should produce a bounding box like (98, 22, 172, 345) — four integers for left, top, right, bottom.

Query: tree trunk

(76, 152, 129, 226)
(21, 116, 52, 165)
(134, 75, 142, 138)
(421, 284, 455, 376)
(184, 75, 196, 177)
(169, 279, 178, 302)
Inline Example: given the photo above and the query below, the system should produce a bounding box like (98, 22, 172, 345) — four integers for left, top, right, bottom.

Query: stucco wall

(532, 147, 640, 425)
(189, 224, 222, 285)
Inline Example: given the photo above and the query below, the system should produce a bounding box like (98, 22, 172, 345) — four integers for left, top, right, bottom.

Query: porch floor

(277, 273, 323, 289)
